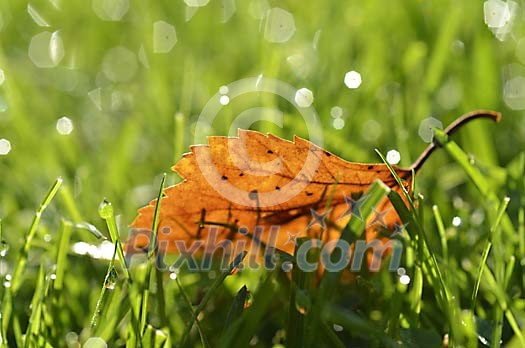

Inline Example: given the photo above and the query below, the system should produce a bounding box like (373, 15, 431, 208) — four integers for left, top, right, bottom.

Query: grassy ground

(0, 0, 524, 346)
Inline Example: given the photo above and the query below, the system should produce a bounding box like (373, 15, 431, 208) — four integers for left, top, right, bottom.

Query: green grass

(1, 0, 525, 346)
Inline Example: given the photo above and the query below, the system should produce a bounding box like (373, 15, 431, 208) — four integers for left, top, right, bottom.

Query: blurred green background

(0, 0, 524, 346)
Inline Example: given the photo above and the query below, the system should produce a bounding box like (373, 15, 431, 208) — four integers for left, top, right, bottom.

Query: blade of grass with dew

(318, 179, 391, 297)
(89, 241, 118, 331)
(322, 305, 398, 348)
(287, 237, 314, 348)
(222, 285, 249, 335)
(0, 178, 62, 347)
(432, 205, 448, 261)
(141, 173, 167, 333)
(180, 250, 247, 346)
(219, 269, 279, 348)
(10, 177, 62, 293)
(23, 264, 45, 348)
(53, 219, 72, 292)
(471, 197, 510, 310)
(99, 199, 131, 281)
(175, 276, 210, 348)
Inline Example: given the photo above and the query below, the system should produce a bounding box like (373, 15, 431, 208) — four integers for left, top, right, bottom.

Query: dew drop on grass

(294, 87, 313, 108)
(418, 117, 443, 143)
(50, 273, 56, 280)
(399, 274, 411, 285)
(98, 200, 114, 220)
(56, 116, 74, 135)
(169, 272, 177, 280)
(0, 138, 11, 155)
(28, 31, 64, 68)
(0, 241, 8, 257)
(386, 149, 401, 165)
(396, 267, 406, 276)
(102, 46, 138, 83)
(452, 216, 462, 227)
(153, 21, 177, 53)
(264, 7, 296, 43)
(92, 0, 129, 21)
(332, 117, 345, 130)
(344, 70, 362, 89)
(84, 336, 108, 348)
(184, 0, 209, 7)
(0, 68, 4, 85)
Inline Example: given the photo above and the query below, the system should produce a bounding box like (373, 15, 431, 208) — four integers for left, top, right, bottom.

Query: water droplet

(169, 272, 177, 280)
(399, 274, 410, 285)
(219, 95, 230, 105)
(344, 70, 362, 89)
(43, 234, 52, 242)
(102, 46, 138, 83)
(248, 0, 269, 19)
(184, 0, 209, 7)
(3, 281, 11, 288)
(333, 324, 343, 332)
(138, 45, 150, 69)
(418, 117, 443, 143)
(0, 139, 11, 155)
(98, 199, 114, 220)
(27, 4, 50, 27)
(294, 87, 313, 108)
(50, 273, 57, 280)
(219, 85, 229, 95)
(452, 216, 462, 227)
(504, 76, 525, 110)
(56, 116, 74, 135)
(332, 117, 345, 130)
(264, 7, 296, 43)
(92, 0, 129, 21)
(484, 0, 511, 28)
(153, 21, 177, 53)
(396, 267, 406, 276)
(105, 267, 118, 290)
(28, 31, 64, 68)
(0, 68, 4, 86)
(84, 336, 108, 348)
(0, 241, 9, 257)
(386, 150, 401, 165)
(330, 106, 343, 118)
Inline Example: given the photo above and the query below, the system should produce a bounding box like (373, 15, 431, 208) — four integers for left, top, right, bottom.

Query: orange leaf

(127, 110, 501, 271)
